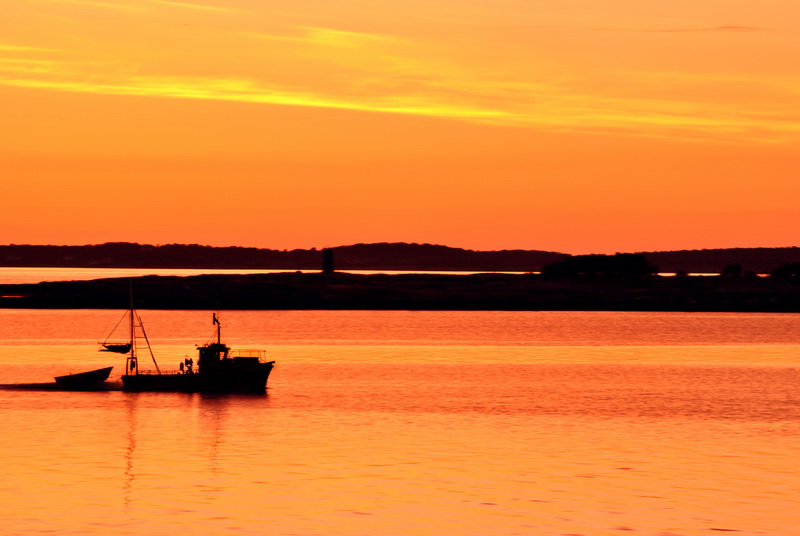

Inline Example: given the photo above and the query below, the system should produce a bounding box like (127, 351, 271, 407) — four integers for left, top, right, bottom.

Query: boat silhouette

(54, 366, 114, 388)
(106, 289, 275, 393)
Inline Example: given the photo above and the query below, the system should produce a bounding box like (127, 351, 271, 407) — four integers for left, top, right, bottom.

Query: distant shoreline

(0, 266, 534, 286)
(1, 272, 799, 312)
(2, 242, 800, 275)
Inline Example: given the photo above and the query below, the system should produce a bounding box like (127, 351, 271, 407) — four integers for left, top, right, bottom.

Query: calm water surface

(1, 309, 799, 536)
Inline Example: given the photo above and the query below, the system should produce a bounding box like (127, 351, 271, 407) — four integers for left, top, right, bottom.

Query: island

(1, 271, 799, 312)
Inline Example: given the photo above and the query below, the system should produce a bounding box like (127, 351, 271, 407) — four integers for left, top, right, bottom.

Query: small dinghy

(54, 367, 114, 388)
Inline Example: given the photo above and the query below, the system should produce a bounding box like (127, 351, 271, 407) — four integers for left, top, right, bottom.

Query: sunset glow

(2, 0, 799, 252)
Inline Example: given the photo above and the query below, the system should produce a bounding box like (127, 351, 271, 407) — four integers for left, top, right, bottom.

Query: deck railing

(133, 369, 183, 375)
(231, 349, 271, 361)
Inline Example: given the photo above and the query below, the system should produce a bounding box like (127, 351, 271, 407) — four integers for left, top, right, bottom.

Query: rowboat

(54, 366, 114, 388)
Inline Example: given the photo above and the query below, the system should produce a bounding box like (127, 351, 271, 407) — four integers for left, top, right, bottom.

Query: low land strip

(1, 273, 799, 312)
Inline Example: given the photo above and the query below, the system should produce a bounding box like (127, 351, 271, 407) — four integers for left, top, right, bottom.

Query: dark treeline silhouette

(641, 247, 800, 274)
(0, 242, 565, 271)
(1, 242, 800, 274)
(542, 254, 658, 279)
(0, 243, 319, 269)
(772, 262, 800, 279)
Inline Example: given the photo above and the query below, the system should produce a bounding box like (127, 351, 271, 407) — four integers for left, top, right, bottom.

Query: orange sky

(1, 0, 799, 253)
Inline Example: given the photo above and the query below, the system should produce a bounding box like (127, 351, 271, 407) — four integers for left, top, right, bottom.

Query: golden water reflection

(1, 310, 799, 535)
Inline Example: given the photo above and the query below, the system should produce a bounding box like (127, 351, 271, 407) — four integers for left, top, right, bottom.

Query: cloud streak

(0, 74, 511, 120)
(39, 0, 146, 12)
(5, 68, 796, 143)
(0, 15, 796, 144)
(144, 0, 237, 13)
(643, 25, 763, 33)
(0, 43, 60, 52)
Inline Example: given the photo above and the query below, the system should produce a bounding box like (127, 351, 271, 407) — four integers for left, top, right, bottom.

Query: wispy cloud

(0, 75, 510, 120)
(143, 0, 237, 13)
(0, 20, 796, 144)
(592, 25, 764, 34)
(0, 58, 69, 74)
(244, 27, 399, 47)
(301, 27, 398, 47)
(5, 69, 797, 143)
(643, 25, 763, 33)
(38, 0, 236, 12)
(38, 0, 146, 12)
(0, 43, 60, 53)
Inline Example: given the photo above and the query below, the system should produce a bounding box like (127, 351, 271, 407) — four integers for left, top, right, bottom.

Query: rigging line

(135, 310, 160, 374)
(100, 311, 128, 345)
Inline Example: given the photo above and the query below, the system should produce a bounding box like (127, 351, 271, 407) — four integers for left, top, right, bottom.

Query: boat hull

(54, 366, 114, 388)
(121, 362, 274, 393)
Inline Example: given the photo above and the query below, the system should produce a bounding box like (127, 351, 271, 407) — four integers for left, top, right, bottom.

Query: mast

(129, 280, 137, 375)
(125, 280, 160, 374)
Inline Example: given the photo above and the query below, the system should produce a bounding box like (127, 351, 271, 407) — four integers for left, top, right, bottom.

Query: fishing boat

(104, 296, 275, 393)
(54, 366, 114, 388)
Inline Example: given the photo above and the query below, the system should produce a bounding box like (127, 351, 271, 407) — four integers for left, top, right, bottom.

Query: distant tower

(322, 248, 335, 274)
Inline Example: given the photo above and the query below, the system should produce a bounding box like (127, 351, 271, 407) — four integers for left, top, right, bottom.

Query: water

(0, 266, 720, 285)
(1, 308, 800, 535)
(0, 267, 523, 285)
(0, 266, 298, 284)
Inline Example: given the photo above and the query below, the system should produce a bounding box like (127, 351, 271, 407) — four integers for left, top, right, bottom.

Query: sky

(1, 0, 799, 254)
